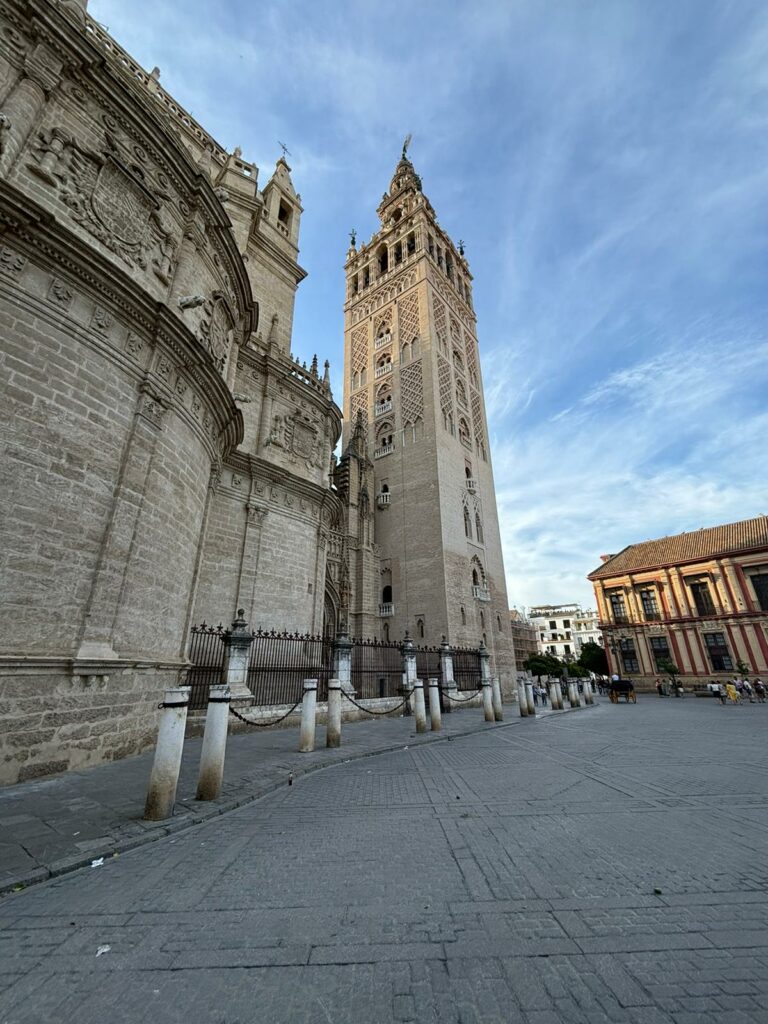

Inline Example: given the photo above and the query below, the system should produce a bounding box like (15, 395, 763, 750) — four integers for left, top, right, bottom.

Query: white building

(529, 603, 602, 661)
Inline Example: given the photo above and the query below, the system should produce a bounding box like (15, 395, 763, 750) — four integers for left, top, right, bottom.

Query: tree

(523, 652, 563, 681)
(656, 657, 679, 687)
(735, 659, 750, 679)
(578, 641, 608, 676)
(565, 660, 588, 678)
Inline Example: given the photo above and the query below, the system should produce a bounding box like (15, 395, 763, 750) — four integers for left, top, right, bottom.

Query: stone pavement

(2, 698, 768, 1024)
(0, 697, 552, 895)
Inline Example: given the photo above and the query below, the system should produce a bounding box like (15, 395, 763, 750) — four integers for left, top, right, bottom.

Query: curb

(0, 702, 598, 897)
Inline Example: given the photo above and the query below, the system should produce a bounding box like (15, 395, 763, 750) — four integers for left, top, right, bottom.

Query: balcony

(374, 443, 394, 459)
(374, 398, 392, 417)
(375, 334, 391, 350)
(472, 585, 491, 601)
(465, 478, 476, 493)
(379, 602, 394, 616)
(375, 363, 392, 379)
(377, 492, 391, 508)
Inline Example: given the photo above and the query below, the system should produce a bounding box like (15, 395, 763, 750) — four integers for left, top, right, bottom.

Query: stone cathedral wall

(0, 0, 328, 784)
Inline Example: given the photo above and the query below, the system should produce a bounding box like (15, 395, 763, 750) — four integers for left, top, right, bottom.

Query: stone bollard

(196, 684, 231, 802)
(221, 609, 255, 701)
(554, 680, 564, 709)
(412, 679, 428, 733)
(428, 677, 442, 731)
(585, 679, 594, 704)
(517, 682, 529, 716)
(547, 682, 558, 710)
(482, 679, 495, 722)
(299, 679, 318, 752)
(568, 681, 579, 708)
(326, 678, 342, 748)
(440, 636, 456, 713)
(525, 682, 536, 716)
(144, 687, 190, 821)
(491, 676, 503, 721)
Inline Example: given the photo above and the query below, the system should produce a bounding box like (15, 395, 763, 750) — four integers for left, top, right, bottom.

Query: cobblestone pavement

(0, 699, 530, 894)
(1, 698, 768, 1023)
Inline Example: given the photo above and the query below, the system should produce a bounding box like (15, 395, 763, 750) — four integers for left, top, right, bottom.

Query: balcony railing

(465, 478, 476, 493)
(472, 585, 491, 601)
(375, 334, 392, 350)
(374, 443, 394, 459)
(377, 492, 391, 507)
(375, 363, 392, 379)
(379, 602, 394, 616)
(374, 399, 392, 417)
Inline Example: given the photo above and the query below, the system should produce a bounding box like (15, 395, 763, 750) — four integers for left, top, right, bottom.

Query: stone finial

(231, 608, 248, 634)
(150, 66, 161, 81)
(323, 359, 330, 383)
(310, 354, 318, 376)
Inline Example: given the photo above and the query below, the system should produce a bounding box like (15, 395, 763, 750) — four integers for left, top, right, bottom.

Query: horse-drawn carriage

(609, 678, 636, 704)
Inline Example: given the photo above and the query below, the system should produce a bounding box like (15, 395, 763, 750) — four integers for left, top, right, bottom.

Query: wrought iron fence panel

(452, 646, 482, 690)
(187, 623, 227, 709)
(247, 630, 333, 705)
(414, 646, 442, 685)
(350, 637, 404, 699)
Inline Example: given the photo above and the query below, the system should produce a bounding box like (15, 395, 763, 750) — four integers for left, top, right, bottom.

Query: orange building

(588, 515, 768, 688)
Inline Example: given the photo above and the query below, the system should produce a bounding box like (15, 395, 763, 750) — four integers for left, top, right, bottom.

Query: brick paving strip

(0, 701, 582, 895)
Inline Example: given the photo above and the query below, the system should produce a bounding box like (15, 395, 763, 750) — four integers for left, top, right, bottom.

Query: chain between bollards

(228, 697, 303, 727)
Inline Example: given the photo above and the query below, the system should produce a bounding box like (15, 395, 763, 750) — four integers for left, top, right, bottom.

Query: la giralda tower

(342, 145, 515, 690)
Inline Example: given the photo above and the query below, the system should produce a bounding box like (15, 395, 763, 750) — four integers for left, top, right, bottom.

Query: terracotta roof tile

(588, 514, 768, 579)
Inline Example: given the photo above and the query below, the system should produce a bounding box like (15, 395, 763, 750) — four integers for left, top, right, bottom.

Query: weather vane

(349, 228, 357, 247)
(458, 239, 466, 256)
(278, 140, 291, 159)
(401, 133, 412, 160)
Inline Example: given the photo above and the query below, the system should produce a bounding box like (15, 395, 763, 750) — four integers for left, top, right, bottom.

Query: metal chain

(341, 690, 408, 716)
(228, 697, 303, 728)
(442, 688, 481, 704)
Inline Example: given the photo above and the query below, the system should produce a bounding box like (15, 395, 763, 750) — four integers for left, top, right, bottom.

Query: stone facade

(508, 610, 538, 674)
(0, 0, 376, 784)
(342, 151, 516, 691)
(588, 514, 768, 690)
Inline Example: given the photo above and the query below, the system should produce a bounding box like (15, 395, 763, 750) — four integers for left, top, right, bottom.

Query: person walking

(655, 678, 663, 697)
(754, 679, 765, 704)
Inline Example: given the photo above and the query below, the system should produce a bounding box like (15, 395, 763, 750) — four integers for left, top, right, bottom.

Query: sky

(91, 0, 768, 611)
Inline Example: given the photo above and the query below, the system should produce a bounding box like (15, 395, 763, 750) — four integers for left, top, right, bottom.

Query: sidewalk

(0, 700, 587, 895)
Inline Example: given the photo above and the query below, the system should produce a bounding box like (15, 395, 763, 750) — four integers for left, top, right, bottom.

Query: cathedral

(0, 0, 514, 786)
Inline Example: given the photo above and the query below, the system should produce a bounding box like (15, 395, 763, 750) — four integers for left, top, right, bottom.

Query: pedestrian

(717, 683, 727, 706)
(754, 679, 765, 703)
(743, 679, 754, 703)
(655, 678, 663, 697)
(726, 681, 740, 704)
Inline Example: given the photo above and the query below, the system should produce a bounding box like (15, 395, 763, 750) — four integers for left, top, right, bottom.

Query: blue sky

(91, 0, 768, 610)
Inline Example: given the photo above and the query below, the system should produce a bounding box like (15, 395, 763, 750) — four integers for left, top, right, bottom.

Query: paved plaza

(1, 698, 767, 1023)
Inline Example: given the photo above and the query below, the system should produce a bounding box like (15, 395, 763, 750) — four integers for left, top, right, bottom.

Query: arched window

(417, 618, 424, 639)
(456, 378, 467, 408)
(458, 417, 471, 446)
(377, 244, 389, 275)
(382, 584, 392, 603)
(482, 632, 487, 646)
(460, 606, 466, 625)
(472, 568, 479, 586)
(497, 614, 502, 631)
(381, 483, 389, 494)
(465, 465, 472, 479)
(475, 513, 483, 544)
(363, 265, 370, 288)
(464, 507, 472, 538)
(400, 343, 410, 365)
(448, 413, 454, 436)
(411, 336, 420, 359)
(394, 241, 403, 265)
(383, 622, 389, 641)
(480, 611, 485, 629)
(453, 350, 464, 372)
(407, 232, 416, 255)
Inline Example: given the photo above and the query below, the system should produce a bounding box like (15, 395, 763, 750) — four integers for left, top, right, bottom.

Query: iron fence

(247, 630, 333, 705)
(187, 623, 227, 709)
(452, 646, 483, 691)
(351, 637, 404, 698)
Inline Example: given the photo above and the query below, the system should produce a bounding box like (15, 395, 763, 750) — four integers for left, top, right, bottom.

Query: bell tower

(342, 144, 516, 689)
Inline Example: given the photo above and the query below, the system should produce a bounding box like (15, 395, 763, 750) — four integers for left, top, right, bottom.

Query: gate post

(144, 686, 190, 821)
(333, 629, 355, 694)
(428, 677, 442, 731)
(440, 636, 457, 712)
(326, 678, 342, 747)
(222, 609, 255, 701)
(401, 632, 417, 716)
(412, 679, 427, 733)
(299, 679, 318, 752)
(196, 684, 231, 801)
(491, 676, 503, 722)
